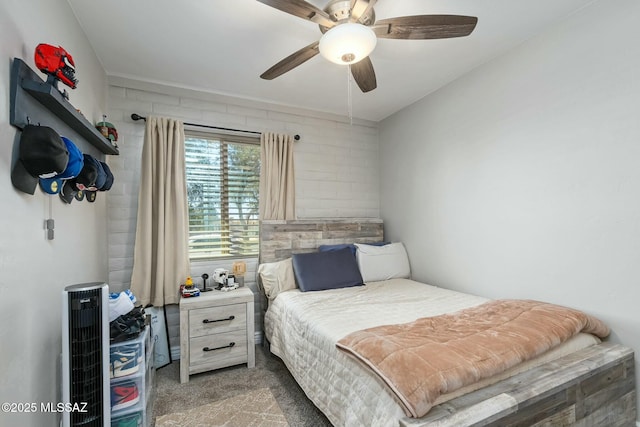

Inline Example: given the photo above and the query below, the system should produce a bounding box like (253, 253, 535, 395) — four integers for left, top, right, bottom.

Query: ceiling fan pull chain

(347, 65, 353, 125)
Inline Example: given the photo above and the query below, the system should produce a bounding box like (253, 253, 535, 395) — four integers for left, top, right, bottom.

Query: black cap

(59, 178, 78, 204)
(11, 125, 69, 194)
(75, 154, 100, 189)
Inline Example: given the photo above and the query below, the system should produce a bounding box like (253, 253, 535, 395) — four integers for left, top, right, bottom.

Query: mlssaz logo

(41, 402, 88, 413)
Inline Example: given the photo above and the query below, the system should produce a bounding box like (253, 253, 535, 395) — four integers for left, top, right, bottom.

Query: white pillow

(354, 242, 411, 283)
(257, 258, 297, 300)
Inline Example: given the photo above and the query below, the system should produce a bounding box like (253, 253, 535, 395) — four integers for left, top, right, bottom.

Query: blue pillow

(292, 247, 364, 292)
(318, 243, 357, 256)
(318, 242, 390, 257)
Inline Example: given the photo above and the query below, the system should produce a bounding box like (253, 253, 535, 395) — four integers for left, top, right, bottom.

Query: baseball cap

(74, 154, 102, 190)
(99, 162, 114, 191)
(39, 137, 84, 195)
(11, 125, 69, 194)
(59, 178, 79, 204)
(86, 161, 114, 203)
(87, 158, 106, 191)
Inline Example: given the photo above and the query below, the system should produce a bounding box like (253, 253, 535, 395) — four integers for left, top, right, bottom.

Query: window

(185, 131, 260, 259)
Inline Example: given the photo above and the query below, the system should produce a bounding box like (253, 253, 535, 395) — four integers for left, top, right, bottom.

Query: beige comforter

(336, 299, 610, 418)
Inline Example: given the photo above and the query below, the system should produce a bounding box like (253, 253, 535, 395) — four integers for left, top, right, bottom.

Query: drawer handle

(203, 342, 235, 352)
(203, 315, 235, 324)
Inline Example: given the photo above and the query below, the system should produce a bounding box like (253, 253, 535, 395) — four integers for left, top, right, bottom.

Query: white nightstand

(179, 287, 255, 383)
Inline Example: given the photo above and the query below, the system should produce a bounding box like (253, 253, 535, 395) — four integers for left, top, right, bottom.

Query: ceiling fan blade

(257, 0, 335, 28)
(260, 41, 320, 80)
(350, 57, 377, 93)
(372, 15, 478, 40)
(350, 0, 377, 23)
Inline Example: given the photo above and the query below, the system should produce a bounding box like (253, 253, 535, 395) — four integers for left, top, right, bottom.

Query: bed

(258, 219, 636, 427)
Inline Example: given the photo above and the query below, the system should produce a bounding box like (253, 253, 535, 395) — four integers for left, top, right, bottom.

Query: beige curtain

(130, 116, 190, 306)
(259, 132, 296, 220)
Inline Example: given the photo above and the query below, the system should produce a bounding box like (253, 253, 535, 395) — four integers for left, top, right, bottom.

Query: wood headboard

(259, 218, 384, 264)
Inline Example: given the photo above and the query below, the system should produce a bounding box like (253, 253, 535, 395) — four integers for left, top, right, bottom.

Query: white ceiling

(66, 0, 596, 122)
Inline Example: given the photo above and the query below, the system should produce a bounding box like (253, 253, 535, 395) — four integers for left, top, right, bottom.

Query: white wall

(104, 80, 379, 348)
(0, 0, 109, 425)
(380, 0, 640, 417)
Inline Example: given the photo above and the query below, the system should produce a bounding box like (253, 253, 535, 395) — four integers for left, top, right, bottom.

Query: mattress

(264, 278, 600, 427)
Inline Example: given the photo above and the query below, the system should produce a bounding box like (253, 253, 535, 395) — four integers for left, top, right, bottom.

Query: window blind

(185, 132, 260, 259)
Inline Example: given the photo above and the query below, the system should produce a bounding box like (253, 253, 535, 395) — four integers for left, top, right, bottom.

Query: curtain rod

(130, 113, 300, 141)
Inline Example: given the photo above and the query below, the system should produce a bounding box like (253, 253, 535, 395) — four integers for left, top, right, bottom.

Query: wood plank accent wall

(259, 219, 384, 264)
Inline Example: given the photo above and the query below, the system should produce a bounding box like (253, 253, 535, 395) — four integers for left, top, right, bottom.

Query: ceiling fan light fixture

(319, 23, 377, 65)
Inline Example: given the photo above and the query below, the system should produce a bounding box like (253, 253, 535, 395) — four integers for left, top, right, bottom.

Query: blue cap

(39, 177, 64, 194)
(99, 161, 114, 191)
(39, 137, 84, 194)
(88, 157, 106, 191)
(86, 161, 115, 203)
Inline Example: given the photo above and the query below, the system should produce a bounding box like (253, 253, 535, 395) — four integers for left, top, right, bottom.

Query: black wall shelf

(10, 57, 119, 155)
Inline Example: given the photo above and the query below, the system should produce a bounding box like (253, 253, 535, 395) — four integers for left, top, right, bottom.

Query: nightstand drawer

(189, 330, 247, 369)
(189, 303, 247, 337)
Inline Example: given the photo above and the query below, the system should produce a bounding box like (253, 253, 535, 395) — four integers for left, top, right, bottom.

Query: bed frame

(259, 219, 637, 426)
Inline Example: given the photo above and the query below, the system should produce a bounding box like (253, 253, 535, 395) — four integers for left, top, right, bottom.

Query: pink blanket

(336, 299, 609, 418)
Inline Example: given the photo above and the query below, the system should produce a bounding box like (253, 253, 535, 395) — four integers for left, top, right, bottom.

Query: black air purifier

(62, 282, 110, 426)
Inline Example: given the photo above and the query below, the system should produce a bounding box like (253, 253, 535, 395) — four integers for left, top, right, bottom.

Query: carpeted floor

(155, 388, 289, 427)
(152, 344, 332, 426)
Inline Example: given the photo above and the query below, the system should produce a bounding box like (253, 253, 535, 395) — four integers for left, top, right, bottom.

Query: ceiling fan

(258, 0, 478, 93)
